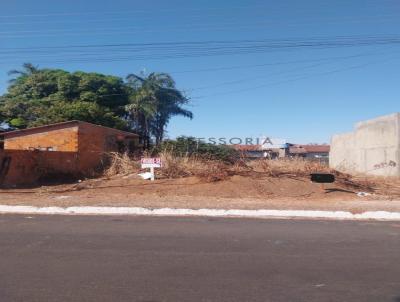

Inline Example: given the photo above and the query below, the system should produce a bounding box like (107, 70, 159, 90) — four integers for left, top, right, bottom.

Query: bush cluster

(154, 136, 240, 163)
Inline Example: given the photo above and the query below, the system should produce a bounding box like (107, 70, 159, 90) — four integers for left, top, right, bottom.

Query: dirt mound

(0, 173, 371, 202)
(1, 155, 400, 212)
(2, 172, 400, 212)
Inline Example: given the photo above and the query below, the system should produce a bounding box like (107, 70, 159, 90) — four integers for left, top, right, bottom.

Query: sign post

(150, 166, 155, 181)
(140, 158, 162, 181)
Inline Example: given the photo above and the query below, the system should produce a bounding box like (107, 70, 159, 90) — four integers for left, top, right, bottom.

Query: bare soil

(1, 174, 400, 213)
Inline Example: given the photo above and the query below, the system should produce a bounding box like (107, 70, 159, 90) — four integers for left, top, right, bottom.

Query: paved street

(0, 214, 399, 302)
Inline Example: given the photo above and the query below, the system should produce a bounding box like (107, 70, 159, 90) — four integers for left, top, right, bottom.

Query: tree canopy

(125, 72, 193, 147)
(0, 64, 193, 146)
(1, 65, 129, 129)
(156, 136, 240, 163)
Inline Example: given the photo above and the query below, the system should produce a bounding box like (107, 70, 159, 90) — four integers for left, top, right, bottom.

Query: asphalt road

(0, 215, 400, 302)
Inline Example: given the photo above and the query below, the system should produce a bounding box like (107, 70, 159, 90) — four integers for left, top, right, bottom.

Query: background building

(289, 144, 330, 163)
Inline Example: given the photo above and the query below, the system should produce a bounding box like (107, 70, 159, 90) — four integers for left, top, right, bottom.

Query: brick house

(0, 121, 139, 186)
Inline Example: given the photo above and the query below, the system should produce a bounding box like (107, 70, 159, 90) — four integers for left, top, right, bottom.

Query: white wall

(330, 113, 400, 176)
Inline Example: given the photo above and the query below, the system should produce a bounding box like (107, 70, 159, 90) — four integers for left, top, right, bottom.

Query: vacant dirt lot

(1, 173, 400, 212)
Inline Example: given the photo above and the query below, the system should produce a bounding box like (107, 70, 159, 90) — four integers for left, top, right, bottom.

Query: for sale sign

(141, 158, 162, 168)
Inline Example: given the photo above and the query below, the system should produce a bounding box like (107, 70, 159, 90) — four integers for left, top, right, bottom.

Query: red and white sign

(141, 157, 162, 168)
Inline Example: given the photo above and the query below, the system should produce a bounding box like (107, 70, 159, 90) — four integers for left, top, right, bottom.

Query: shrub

(155, 136, 240, 163)
(159, 150, 229, 181)
(104, 152, 140, 176)
(250, 157, 331, 177)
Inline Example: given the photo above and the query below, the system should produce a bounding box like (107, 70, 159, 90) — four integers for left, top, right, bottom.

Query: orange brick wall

(4, 127, 79, 152)
(1, 122, 140, 185)
(0, 150, 38, 185)
(77, 123, 139, 173)
(77, 123, 109, 173)
(0, 150, 79, 186)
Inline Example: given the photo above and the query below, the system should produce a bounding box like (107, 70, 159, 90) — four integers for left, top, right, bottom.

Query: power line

(1, 12, 398, 26)
(0, 0, 393, 19)
(1, 14, 399, 37)
(82, 56, 400, 100)
(1, 36, 400, 65)
(170, 53, 382, 74)
(189, 59, 370, 91)
(193, 56, 400, 99)
(3, 35, 399, 51)
(173, 50, 397, 76)
(2, 48, 400, 67)
(0, 4, 271, 19)
(4, 52, 397, 101)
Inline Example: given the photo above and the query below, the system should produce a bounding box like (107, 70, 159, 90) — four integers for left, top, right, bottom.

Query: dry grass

(104, 151, 232, 182)
(103, 151, 400, 198)
(250, 157, 331, 177)
(159, 151, 230, 182)
(249, 158, 400, 196)
(160, 153, 333, 182)
(161, 154, 400, 197)
(337, 173, 400, 197)
(104, 152, 140, 177)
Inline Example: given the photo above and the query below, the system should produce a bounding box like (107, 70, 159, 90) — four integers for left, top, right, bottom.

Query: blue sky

(1, 0, 399, 143)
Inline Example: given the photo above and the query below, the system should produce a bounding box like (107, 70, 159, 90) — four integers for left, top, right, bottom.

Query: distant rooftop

(290, 144, 330, 154)
(231, 144, 261, 151)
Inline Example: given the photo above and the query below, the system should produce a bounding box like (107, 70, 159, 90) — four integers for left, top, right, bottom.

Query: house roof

(290, 144, 330, 154)
(231, 144, 261, 151)
(289, 146, 307, 154)
(2, 120, 139, 138)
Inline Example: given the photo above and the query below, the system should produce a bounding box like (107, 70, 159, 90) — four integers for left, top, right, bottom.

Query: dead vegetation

(104, 151, 236, 182)
(335, 173, 400, 197)
(248, 158, 400, 197)
(250, 157, 331, 177)
(101, 151, 400, 199)
(159, 151, 235, 182)
(2, 151, 400, 210)
(104, 152, 140, 176)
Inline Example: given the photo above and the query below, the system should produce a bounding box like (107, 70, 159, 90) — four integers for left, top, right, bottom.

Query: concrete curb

(1, 205, 400, 221)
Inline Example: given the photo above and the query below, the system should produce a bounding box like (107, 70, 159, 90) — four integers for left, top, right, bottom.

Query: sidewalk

(1, 175, 400, 219)
(1, 204, 400, 221)
(1, 189, 400, 213)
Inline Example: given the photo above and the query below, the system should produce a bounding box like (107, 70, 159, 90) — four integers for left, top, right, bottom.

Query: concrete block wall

(330, 113, 400, 176)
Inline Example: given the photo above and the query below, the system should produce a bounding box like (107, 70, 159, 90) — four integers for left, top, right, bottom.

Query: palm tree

(125, 86, 157, 149)
(151, 86, 193, 145)
(8, 63, 39, 83)
(125, 72, 192, 147)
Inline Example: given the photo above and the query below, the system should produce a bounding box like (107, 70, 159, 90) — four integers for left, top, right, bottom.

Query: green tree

(7, 63, 39, 84)
(1, 65, 193, 147)
(0, 64, 130, 129)
(125, 72, 192, 146)
(157, 136, 240, 163)
(125, 75, 157, 148)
